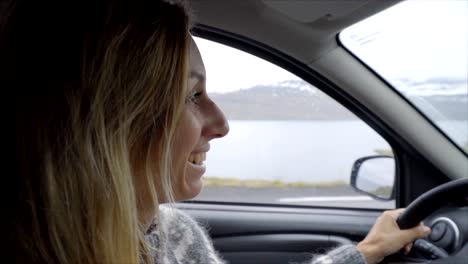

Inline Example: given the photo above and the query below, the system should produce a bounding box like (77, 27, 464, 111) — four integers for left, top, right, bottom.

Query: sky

(340, 0, 468, 82)
(194, 0, 468, 94)
(194, 37, 300, 93)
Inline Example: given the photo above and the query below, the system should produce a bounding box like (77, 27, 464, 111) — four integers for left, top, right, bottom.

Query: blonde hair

(4, 0, 191, 263)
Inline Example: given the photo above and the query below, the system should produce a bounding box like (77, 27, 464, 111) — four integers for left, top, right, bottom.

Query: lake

(204, 120, 467, 184)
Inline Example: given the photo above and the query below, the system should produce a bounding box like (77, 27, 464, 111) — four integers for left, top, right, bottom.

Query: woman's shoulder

(158, 205, 214, 246)
(158, 205, 199, 228)
(147, 205, 204, 242)
(147, 205, 225, 264)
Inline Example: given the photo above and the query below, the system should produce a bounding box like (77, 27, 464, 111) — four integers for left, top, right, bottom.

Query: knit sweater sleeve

(309, 244, 368, 264)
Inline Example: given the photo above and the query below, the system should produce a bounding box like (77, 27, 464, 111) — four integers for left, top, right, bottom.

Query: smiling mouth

(188, 152, 206, 166)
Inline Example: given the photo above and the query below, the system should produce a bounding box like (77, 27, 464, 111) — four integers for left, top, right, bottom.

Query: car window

(193, 37, 395, 209)
(340, 1, 468, 155)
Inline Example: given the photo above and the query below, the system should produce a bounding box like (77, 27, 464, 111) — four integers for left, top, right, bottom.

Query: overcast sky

(340, 0, 468, 82)
(194, 0, 467, 94)
(194, 37, 299, 93)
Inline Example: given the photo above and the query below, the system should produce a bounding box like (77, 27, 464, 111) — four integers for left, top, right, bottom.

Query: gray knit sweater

(145, 206, 367, 264)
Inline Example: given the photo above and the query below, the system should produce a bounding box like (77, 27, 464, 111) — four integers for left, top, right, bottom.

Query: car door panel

(213, 234, 351, 264)
(177, 203, 379, 264)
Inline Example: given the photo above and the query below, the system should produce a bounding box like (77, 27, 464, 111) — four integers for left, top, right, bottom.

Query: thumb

(400, 224, 431, 243)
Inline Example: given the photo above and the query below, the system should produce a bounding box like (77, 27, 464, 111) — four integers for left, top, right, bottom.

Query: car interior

(173, 1, 468, 263)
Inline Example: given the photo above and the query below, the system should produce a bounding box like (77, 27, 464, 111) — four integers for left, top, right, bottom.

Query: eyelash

(187, 91, 203, 105)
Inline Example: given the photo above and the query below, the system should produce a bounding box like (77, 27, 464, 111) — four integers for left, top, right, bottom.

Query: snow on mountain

(272, 77, 467, 97)
(276, 80, 316, 92)
(392, 78, 467, 96)
(208, 78, 467, 121)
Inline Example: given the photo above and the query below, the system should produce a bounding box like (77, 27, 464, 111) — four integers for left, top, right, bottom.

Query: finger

(400, 224, 431, 243)
(395, 208, 406, 213)
(385, 208, 406, 219)
(404, 243, 413, 254)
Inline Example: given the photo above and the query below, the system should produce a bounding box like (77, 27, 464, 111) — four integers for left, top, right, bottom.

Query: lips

(187, 152, 207, 176)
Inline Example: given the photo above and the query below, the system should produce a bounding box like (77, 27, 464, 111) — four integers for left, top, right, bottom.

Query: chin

(177, 179, 204, 201)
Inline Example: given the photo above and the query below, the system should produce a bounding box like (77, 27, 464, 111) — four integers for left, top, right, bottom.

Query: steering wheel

(395, 178, 468, 262)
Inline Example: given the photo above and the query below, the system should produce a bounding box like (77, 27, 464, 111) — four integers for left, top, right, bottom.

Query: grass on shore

(203, 176, 347, 188)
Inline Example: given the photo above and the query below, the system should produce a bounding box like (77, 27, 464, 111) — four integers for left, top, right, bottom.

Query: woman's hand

(356, 208, 431, 264)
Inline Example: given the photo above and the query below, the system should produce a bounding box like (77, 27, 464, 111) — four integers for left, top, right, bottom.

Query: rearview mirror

(350, 156, 395, 201)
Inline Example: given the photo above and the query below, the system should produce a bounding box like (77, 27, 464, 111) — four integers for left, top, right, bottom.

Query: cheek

(173, 110, 200, 159)
(172, 110, 203, 199)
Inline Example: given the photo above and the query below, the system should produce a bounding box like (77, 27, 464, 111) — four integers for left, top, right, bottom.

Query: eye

(186, 91, 203, 105)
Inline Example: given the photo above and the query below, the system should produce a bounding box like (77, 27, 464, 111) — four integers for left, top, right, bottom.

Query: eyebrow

(190, 71, 205, 83)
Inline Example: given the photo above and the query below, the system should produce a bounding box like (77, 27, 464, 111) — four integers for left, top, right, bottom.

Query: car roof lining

(191, 0, 401, 63)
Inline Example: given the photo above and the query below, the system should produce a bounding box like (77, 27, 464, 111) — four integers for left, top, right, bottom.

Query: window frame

(190, 24, 443, 210)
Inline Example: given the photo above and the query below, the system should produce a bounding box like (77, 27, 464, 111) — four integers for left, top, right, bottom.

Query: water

(205, 120, 390, 183)
(205, 120, 467, 184)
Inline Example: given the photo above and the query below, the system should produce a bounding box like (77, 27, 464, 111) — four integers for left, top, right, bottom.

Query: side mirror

(350, 155, 395, 201)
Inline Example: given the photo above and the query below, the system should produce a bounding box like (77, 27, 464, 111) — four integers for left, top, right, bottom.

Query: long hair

(2, 0, 191, 263)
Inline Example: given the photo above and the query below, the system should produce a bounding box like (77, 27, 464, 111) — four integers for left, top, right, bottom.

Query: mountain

(396, 78, 467, 121)
(209, 80, 357, 120)
(209, 79, 467, 121)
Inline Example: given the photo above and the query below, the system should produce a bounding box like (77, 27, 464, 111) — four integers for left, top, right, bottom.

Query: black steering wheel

(395, 178, 468, 262)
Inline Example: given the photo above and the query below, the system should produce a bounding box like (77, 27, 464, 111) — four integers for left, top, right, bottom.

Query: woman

(3, 0, 430, 263)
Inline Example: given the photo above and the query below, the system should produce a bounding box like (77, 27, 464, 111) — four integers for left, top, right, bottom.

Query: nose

(202, 99, 229, 139)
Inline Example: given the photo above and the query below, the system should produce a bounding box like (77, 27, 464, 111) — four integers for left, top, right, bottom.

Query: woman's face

(171, 38, 229, 201)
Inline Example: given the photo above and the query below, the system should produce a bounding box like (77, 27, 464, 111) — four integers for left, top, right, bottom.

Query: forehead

(189, 37, 205, 75)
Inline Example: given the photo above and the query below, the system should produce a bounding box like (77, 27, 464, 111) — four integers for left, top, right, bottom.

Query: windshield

(340, 1, 468, 154)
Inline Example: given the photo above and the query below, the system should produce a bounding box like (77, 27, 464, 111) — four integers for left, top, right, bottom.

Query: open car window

(340, 0, 468, 156)
(193, 37, 396, 209)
